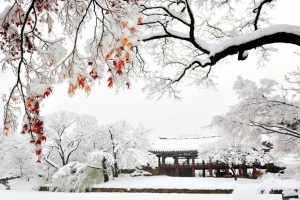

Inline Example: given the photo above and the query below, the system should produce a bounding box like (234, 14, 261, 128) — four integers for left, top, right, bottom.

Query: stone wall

(39, 186, 233, 194)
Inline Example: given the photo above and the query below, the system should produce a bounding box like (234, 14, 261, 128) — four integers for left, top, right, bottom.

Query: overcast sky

(1, 1, 300, 140)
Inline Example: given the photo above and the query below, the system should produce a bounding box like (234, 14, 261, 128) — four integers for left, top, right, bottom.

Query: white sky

(1, 1, 300, 140)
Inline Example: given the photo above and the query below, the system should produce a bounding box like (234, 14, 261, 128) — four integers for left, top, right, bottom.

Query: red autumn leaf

(126, 82, 130, 89)
(89, 69, 99, 80)
(117, 60, 125, 69)
(26, 102, 32, 108)
(108, 81, 113, 88)
(117, 69, 123, 75)
(30, 140, 35, 144)
(107, 77, 113, 82)
(32, 102, 40, 113)
(14, 8, 20, 14)
(88, 61, 93, 66)
(36, 160, 41, 163)
(39, 135, 47, 141)
(36, 139, 41, 145)
(35, 149, 42, 155)
(32, 119, 43, 135)
(44, 87, 52, 97)
(23, 124, 28, 131)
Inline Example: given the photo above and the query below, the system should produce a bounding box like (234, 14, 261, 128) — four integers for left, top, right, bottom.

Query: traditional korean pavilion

(150, 136, 264, 178)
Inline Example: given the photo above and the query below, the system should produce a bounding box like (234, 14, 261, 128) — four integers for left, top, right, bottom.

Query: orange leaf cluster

(68, 83, 77, 95)
(85, 85, 91, 94)
(77, 76, 86, 88)
(68, 75, 94, 95)
(137, 17, 142, 25)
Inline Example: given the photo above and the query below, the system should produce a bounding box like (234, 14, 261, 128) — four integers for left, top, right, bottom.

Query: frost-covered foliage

(211, 74, 300, 156)
(43, 111, 99, 168)
(198, 137, 272, 180)
(88, 150, 115, 168)
(0, 131, 41, 179)
(97, 120, 156, 177)
(198, 138, 272, 165)
(50, 162, 103, 192)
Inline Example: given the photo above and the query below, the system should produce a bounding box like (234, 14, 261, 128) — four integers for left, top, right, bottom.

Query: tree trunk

(109, 130, 119, 178)
(113, 159, 119, 178)
(102, 157, 109, 182)
(230, 167, 237, 181)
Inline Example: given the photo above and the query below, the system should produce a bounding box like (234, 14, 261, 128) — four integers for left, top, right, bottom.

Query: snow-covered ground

(1, 175, 299, 200)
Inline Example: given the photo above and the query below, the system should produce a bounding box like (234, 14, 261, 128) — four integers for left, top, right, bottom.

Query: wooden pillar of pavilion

(238, 167, 243, 177)
(158, 156, 161, 166)
(243, 168, 248, 178)
(192, 167, 195, 177)
(160, 167, 165, 175)
(187, 157, 190, 165)
(209, 167, 213, 177)
(175, 167, 179, 177)
(202, 160, 206, 177)
(192, 156, 195, 165)
(225, 167, 229, 176)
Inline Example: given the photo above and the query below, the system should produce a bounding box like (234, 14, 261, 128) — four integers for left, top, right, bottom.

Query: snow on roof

(149, 135, 220, 151)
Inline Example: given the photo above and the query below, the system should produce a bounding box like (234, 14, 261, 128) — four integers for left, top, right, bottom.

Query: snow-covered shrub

(50, 162, 103, 192)
(130, 169, 152, 177)
(261, 161, 300, 180)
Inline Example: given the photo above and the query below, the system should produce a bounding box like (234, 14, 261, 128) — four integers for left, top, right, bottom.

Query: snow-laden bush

(130, 169, 152, 177)
(50, 162, 103, 192)
(261, 161, 300, 180)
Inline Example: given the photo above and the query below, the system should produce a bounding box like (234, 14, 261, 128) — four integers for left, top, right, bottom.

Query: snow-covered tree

(43, 111, 99, 168)
(98, 120, 155, 177)
(198, 138, 272, 180)
(0, 131, 40, 180)
(211, 75, 300, 156)
(43, 116, 154, 184)
(1, 1, 300, 155)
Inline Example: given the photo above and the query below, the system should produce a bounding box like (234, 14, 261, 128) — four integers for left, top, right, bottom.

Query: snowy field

(1, 175, 299, 200)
